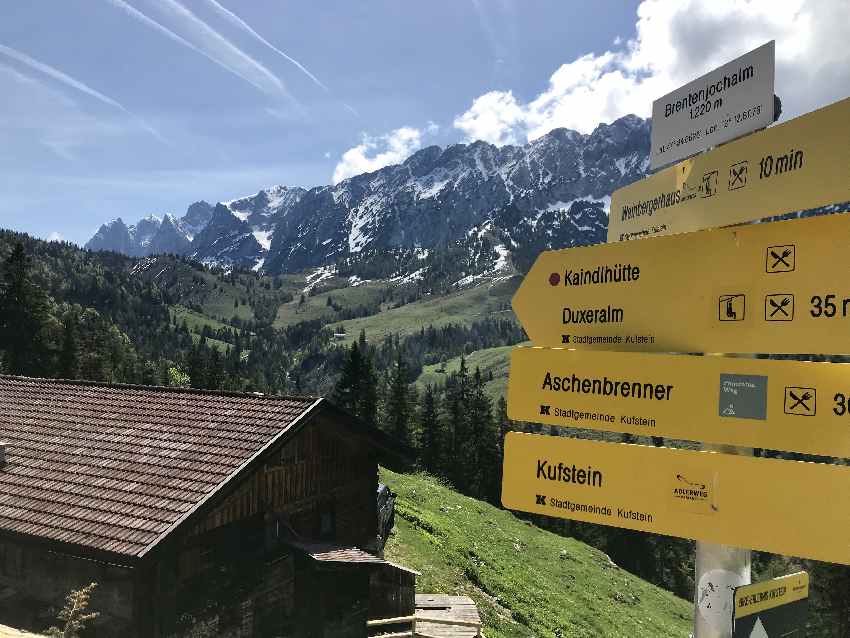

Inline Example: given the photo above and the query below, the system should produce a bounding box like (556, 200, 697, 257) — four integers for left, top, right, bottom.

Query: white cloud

(332, 126, 424, 184)
(453, 90, 525, 145)
(46, 232, 64, 242)
(454, 0, 850, 144)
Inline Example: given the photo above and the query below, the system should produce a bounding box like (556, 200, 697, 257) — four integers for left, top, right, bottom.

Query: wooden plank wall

(185, 421, 376, 542)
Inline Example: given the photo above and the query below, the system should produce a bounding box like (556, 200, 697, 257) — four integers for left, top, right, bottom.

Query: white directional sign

(650, 41, 775, 169)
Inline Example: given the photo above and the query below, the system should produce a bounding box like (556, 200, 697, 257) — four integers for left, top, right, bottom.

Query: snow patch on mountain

(389, 268, 426, 285)
(303, 265, 337, 293)
(348, 275, 370, 287)
(253, 230, 272, 250)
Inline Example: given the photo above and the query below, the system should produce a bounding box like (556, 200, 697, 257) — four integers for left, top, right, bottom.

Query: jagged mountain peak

(87, 116, 651, 274)
(189, 203, 263, 269)
(265, 116, 650, 273)
(403, 145, 444, 176)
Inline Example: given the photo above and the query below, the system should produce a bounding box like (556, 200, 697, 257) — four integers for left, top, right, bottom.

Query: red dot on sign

(548, 273, 560, 286)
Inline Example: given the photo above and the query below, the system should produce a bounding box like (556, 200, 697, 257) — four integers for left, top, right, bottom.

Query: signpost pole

(694, 541, 752, 637)
(694, 444, 752, 638)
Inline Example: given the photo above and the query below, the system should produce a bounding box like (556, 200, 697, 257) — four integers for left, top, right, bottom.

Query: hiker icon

(765, 294, 794, 321)
(766, 244, 795, 273)
(701, 170, 718, 198)
(719, 294, 745, 321)
(785, 387, 816, 416)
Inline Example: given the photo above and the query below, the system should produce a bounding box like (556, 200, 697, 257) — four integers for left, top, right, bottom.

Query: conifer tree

(58, 311, 79, 379)
(207, 348, 225, 390)
(333, 341, 363, 415)
(445, 356, 471, 488)
(186, 343, 207, 389)
(469, 366, 499, 501)
(386, 350, 411, 446)
(495, 396, 510, 451)
(418, 384, 441, 472)
(0, 243, 50, 376)
(493, 395, 511, 501)
(333, 341, 378, 428)
(359, 349, 379, 428)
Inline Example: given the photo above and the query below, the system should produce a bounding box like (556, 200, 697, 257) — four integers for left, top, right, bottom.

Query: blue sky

(1, 0, 848, 245)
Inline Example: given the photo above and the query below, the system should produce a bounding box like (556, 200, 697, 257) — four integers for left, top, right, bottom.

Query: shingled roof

(0, 376, 322, 559)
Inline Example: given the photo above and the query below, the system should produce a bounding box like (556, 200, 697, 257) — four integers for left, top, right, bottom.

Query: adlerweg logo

(669, 472, 717, 515)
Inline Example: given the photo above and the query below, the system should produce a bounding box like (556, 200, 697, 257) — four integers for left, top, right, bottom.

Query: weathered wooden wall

(369, 563, 416, 620)
(0, 536, 136, 637)
(165, 418, 379, 637)
(184, 418, 377, 549)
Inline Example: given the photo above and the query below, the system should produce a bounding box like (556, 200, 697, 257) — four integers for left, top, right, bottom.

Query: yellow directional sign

(513, 212, 850, 353)
(733, 573, 809, 638)
(501, 432, 850, 565)
(608, 96, 850, 242)
(507, 346, 850, 458)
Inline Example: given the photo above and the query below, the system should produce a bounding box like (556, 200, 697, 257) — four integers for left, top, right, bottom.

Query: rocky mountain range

(86, 115, 652, 274)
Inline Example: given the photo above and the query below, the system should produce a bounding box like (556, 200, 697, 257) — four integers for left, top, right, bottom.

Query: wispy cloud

(203, 0, 328, 92)
(154, 0, 289, 97)
(0, 44, 123, 109)
(106, 0, 288, 98)
(470, 0, 505, 62)
(0, 60, 76, 108)
(0, 43, 166, 144)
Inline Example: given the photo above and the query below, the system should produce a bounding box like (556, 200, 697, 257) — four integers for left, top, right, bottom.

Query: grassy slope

(336, 278, 520, 344)
(171, 305, 240, 334)
(415, 342, 528, 401)
(381, 468, 691, 638)
(152, 259, 307, 326)
(170, 305, 236, 353)
(273, 280, 390, 330)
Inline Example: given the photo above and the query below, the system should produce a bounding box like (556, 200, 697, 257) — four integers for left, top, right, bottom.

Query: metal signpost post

(501, 42, 850, 637)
